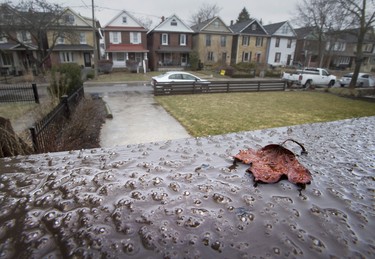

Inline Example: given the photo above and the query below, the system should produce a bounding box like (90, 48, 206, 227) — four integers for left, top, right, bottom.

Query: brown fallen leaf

(234, 139, 312, 185)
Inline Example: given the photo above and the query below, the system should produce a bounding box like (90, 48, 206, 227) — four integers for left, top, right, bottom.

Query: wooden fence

(29, 86, 84, 153)
(0, 83, 40, 103)
(153, 80, 287, 96)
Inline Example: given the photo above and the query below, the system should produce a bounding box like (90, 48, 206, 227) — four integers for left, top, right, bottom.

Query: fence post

(257, 81, 261, 91)
(61, 95, 70, 119)
(227, 82, 230, 92)
(29, 127, 38, 152)
(32, 83, 40, 104)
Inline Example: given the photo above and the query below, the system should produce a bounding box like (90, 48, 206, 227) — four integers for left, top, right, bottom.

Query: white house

(264, 21, 297, 67)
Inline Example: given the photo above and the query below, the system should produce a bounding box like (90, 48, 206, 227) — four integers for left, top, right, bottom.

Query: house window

(122, 16, 127, 23)
(274, 52, 281, 63)
(281, 25, 289, 34)
(275, 38, 280, 47)
(255, 37, 263, 47)
(79, 32, 86, 44)
(116, 52, 125, 61)
(110, 32, 121, 44)
(17, 31, 31, 43)
(287, 38, 292, 48)
(242, 36, 250, 46)
(214, 21, 219, 28)
(1, 53, 12, 66)
(251, 24, 256, 30)
(64, 14, 75, 24)
(59, 52, 74, 63)
(180, 34, 186, 46)
(207, 51, 214, 61)
(242, 52, 250, 62)
(161, 33, 169, 45)
(206, 34, 211, 46)
(131, 32, 141, 44)
(171, 19, 177, 26)
(57, 35, 65, 44)
(220, 36, 226, 47)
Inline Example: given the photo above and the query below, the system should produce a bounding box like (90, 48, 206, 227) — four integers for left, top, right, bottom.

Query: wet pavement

(0, 116, 374, 258)
(84, 82, 191, 147)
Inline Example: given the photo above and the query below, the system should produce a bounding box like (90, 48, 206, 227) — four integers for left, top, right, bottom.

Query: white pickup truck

(282, 68, 336, 88)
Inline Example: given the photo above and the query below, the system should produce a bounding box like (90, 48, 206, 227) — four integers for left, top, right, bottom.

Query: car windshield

(343, 74, 353, 78)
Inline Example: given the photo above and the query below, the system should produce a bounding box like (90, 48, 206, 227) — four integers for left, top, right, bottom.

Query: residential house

(294, 26, 325, 68)
(191, 16, 233, 67)
(325, 28, 375, 72)
(263, 21, 297, 67)
(230, 19, 269, 65)
(0, 4, 42, 75)
(147, 15, 194, 71)
(47, 8, 102, 69)
(103, 10, 148, 71)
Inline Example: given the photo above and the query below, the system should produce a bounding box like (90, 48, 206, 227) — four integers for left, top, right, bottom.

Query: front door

(84, 52, 91, 67)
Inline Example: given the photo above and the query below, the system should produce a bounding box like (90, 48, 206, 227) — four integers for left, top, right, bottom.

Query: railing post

(257, 81, 261, 91)
(29, 127, 38, 152)
(227, 82, 230, 92)
(32, 83, 40, 104)
(61, 95, 70, 119)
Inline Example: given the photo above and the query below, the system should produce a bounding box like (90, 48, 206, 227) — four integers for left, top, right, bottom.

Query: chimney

(161, 16, 165, 22)
(230, 20, 234, 26)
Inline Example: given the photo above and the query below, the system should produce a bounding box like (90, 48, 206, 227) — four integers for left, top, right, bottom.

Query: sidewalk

(98, 86, 191, 147)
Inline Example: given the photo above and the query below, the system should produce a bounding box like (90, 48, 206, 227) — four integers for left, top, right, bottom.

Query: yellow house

(191, 17, 233, 67)
(230, 19, 269, 65)
(47, 8, 101, 68)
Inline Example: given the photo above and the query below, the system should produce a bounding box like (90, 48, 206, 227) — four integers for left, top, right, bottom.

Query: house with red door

(147, 14, 194, 71)
(103, 10, 148, 71)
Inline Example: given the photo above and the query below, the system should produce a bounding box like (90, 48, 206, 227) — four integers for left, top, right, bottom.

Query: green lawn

(155, 91, 375, 137)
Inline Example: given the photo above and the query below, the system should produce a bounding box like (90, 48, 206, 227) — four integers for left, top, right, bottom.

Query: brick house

(147, 14, 194, 71)
(230, 19, 269, 65)
(103, 10, 148, 71)
(191, 16, 233, 67)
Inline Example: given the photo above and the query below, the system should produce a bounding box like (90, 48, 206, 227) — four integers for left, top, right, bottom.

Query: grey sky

(7, 0, 299, 27)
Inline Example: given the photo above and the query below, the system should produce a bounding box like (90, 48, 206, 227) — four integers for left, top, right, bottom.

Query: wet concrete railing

(154, 79, 286, 95)
(0, 116, 374, 258)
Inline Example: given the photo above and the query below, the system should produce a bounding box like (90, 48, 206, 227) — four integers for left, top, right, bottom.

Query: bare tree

(0, 0, 77, 73)
(189, 3, 222, 25)
(337, 0, 375, 89)
(293, 0, 346, 67)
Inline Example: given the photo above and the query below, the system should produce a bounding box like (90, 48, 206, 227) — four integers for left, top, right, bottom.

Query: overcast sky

(8, 0, 299, 27)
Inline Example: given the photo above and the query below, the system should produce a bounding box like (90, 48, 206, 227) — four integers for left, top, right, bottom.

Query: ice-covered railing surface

(0, 116, 374, 258)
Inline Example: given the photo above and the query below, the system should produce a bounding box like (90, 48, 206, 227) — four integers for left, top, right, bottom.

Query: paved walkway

(92, 84, 191, 147)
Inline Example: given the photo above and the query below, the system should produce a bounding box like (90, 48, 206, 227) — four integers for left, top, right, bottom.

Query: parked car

(151, 71, 209, 88)
(339, 73, 375, 87)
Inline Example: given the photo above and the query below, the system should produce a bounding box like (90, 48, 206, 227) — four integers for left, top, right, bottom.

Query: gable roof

(191, 16, 233, 33)
(230, 19, 268, 35)
(103, 10, 147, 31)
(263, 21, 287, 35)
(148, 14, 193, 33)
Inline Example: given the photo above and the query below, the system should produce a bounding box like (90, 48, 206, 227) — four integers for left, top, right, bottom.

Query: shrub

(189, 51, 200, 71)
(98, 60, 113, 74)
(49, 63, 83, 99)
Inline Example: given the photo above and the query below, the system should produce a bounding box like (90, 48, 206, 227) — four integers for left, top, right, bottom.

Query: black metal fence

(0, 83, 40, 103)
(29, 86, 84, 153)
(153, 80, 287, 96)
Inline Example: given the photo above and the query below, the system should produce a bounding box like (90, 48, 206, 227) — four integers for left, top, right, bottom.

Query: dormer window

(171, 19, 177, 26)
(122, 16, 127, 23)
(251, 24, 256, 30)
(64, 14, 75, 24)
(214, 21, 219, 28)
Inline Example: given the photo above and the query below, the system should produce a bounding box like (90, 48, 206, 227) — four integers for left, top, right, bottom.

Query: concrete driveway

(84, 82, 191, 147)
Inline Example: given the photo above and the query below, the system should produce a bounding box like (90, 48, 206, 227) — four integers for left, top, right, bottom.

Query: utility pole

(92, 0, 98, 77)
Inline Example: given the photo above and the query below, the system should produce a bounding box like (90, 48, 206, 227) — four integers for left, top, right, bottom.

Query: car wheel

(328, 80, 335, 87)
(304, 80, 312, 89)
(340, 84, 345, 87)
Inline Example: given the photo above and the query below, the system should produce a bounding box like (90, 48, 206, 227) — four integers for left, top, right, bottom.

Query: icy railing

(0, 116, 374, 258)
